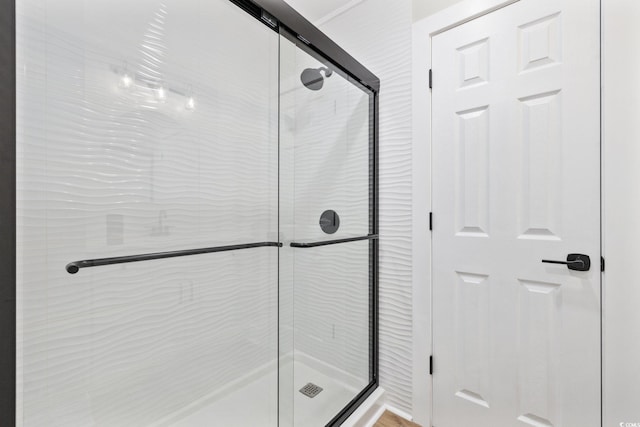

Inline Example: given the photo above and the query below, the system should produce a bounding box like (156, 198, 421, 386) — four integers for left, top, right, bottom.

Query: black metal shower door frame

(0, 0, 379, 425)
(0, 0, 16, 423)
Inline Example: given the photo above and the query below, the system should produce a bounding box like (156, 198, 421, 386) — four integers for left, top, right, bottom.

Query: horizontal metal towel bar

(66, 241, 283, 274)
(290, 234, 378, 248)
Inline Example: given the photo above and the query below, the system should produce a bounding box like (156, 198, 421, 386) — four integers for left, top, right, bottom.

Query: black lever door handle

(542, 253, 590, 272)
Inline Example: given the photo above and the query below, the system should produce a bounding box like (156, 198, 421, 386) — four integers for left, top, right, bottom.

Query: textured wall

(17, 1, 280, 425)
(314, 0, 414, 414)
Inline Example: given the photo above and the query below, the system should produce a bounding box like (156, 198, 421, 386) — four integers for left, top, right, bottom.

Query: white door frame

(409, 1, 606, 425)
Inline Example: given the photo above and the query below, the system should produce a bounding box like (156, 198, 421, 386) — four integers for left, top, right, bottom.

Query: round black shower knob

(319, 210, 340, 234)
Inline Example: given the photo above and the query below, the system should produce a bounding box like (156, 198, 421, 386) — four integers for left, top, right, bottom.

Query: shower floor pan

(156, 357, 362, 427)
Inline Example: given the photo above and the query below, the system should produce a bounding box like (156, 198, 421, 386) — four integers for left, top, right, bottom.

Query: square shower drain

(299, 382, 323, 398)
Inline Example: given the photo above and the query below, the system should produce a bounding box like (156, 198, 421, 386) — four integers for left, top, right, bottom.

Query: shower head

(300, 67, 333, 91)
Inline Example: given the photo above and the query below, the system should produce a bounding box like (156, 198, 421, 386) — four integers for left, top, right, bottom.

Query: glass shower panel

(16, 0, 278, 426)
(279, 33, 373, 427)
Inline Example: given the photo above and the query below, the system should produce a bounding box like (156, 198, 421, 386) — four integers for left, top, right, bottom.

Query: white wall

(602, 0, 640, 425)
(288, 0, 415, 415)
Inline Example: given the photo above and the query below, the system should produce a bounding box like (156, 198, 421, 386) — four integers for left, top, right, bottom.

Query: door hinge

(429, 355, 433, 375)
(429, 69, 433, 89)
(601, 256, 605, 272)
(429, 212, 433, 231)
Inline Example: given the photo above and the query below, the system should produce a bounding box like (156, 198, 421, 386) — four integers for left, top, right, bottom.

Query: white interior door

(431, 0, 601, 426)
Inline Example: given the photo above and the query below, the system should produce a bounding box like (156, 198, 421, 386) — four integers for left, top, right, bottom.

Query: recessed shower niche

(15, 0, 378, 426)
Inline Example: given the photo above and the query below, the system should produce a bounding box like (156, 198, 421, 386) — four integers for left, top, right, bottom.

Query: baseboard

(350, 401, 416, 427)
(341, 387, 387, 427)
(380, 405, 415, 423)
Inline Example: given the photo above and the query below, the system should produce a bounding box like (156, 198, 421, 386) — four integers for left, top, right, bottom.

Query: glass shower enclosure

(13, 0, 378, 426)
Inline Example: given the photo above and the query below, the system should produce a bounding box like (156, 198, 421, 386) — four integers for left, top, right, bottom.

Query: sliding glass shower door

(17, 1, 279, 425)
(16, 1, 377, 426)
(279, 32, 376, 427)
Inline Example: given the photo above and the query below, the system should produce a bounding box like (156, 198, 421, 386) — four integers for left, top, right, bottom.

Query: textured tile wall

(317, 0, 414, 413)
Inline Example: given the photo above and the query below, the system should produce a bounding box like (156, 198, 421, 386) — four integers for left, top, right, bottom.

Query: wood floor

(373, 410, 422, 427)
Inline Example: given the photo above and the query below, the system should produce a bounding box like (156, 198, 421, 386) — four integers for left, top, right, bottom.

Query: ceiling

(283, 0, 362, 25)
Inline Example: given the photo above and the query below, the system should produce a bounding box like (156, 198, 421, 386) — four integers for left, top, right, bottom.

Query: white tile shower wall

(16, 0, 279, 425)
(310, 0, 414, 414)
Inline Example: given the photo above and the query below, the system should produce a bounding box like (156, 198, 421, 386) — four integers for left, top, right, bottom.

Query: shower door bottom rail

(289, 234, 378, 248)
(65, 241, 283, 274)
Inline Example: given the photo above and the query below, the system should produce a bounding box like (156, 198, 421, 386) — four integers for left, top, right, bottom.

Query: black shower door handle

(65, 241, 283, 274)
(542, 253, 591, 271)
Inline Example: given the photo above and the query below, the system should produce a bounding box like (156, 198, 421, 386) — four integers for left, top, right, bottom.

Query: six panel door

(432, 0, 601, 425)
